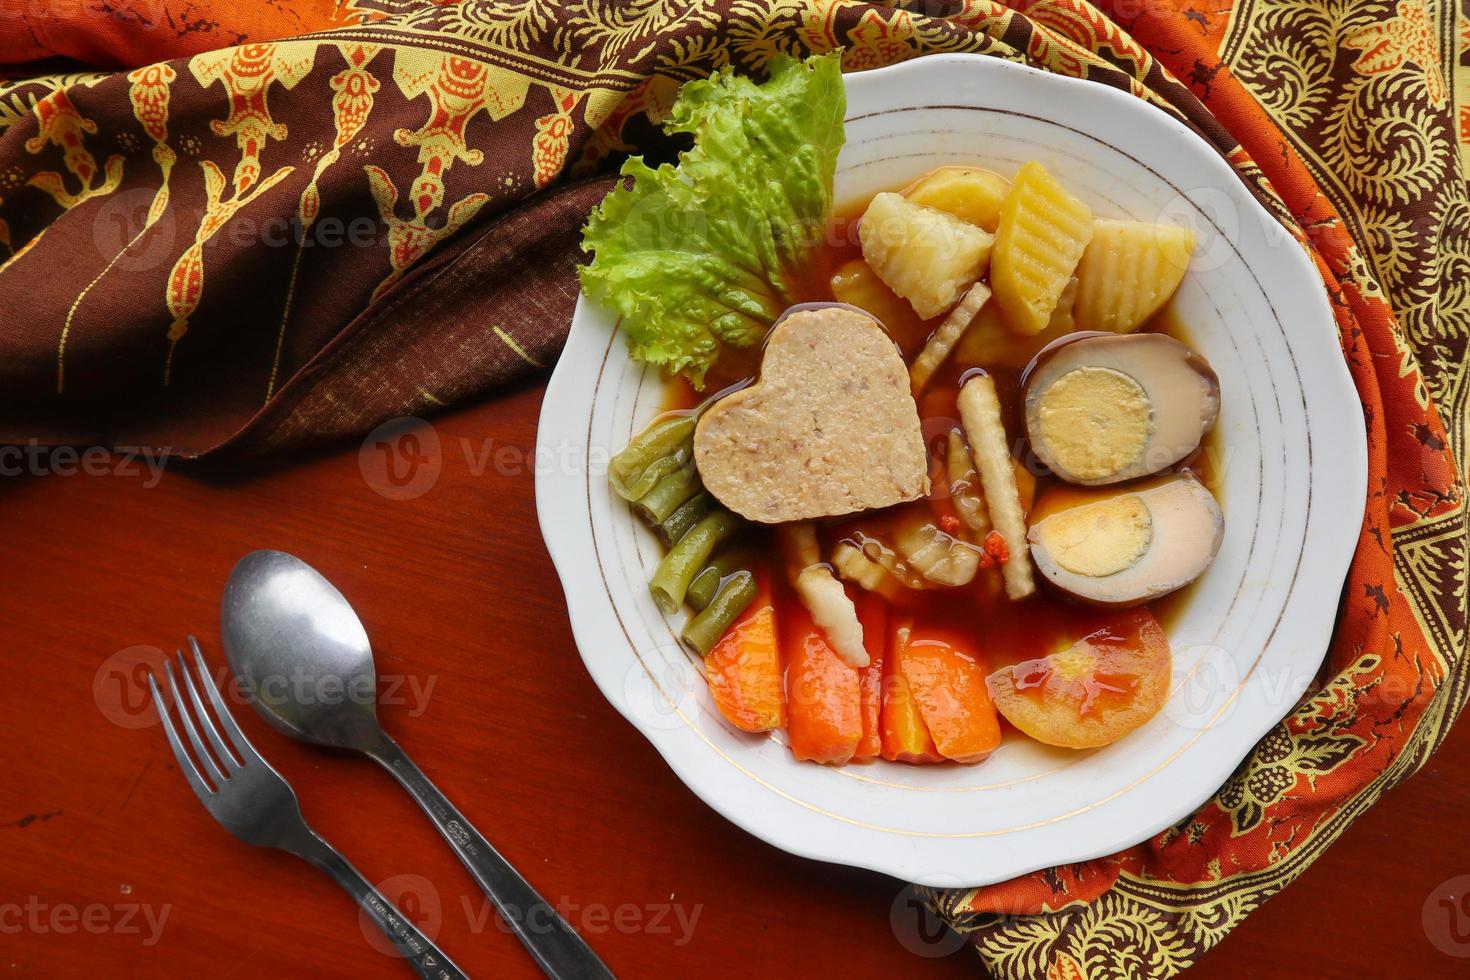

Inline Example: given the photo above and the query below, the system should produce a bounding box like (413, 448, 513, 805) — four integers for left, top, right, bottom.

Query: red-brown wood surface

(3, 382, 1468, 978)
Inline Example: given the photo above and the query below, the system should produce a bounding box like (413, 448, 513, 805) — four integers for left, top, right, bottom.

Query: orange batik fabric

(0, 2, 1464, 977)
(0, 0, 371, 70)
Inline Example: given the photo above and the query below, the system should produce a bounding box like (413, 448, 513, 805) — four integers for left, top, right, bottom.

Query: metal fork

(150, 638, 468, 980)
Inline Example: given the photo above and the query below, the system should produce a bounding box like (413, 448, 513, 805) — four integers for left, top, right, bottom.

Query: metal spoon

(221, 549, 613, 980)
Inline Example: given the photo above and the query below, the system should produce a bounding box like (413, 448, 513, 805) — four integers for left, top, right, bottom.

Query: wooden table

(3, 380, 1467, 978)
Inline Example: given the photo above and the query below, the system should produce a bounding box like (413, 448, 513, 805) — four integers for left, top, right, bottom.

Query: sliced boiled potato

(1074, 219, 1195, 333)
(858, 192, 994, 320)
(829, 258, 930, 357)
(953, 298, 1069, 370)
(903, 166, 1010, 232)
(990, 162, 1094, 335)
(1048, 276, 1080, 334)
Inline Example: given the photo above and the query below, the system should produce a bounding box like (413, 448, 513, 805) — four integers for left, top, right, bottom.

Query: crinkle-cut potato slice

(909, 281, 991, 393)
(858, 192, 994, 320)
(903, 166, 1011, 232)
(1074, 218, 1195, 333)
(990, 162, 1094, 336)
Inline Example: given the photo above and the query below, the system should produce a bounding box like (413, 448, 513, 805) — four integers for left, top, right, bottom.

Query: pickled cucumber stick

(957, 374, 1035, 600)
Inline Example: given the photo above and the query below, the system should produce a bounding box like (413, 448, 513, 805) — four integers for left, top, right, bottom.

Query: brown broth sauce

(660, 203, 1219, 681)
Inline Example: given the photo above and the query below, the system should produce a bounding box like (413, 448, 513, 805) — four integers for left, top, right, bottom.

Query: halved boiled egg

(1023, 332, 1219, 486)
(1027, 472, 1223, 607)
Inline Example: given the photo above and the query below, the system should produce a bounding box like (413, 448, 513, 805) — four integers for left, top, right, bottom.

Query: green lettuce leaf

(579, 53, 845, 387)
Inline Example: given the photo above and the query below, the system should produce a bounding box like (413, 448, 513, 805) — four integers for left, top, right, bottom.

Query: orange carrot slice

(782, 600, 862, 764)
(898, 626, 1001, 763)
(853, 591, 888, 761)
(705, 572, 784, 733)
(880, 622, 944, 764)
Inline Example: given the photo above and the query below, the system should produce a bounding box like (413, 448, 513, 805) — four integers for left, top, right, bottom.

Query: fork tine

(164, 657, 228, 787)
(176, 646, 243, 773)
(189, 636, 254, 763)
(149, 673, 216, 800)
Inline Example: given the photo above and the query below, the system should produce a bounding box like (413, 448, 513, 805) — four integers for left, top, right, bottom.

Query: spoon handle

(368, 734, 615, 980)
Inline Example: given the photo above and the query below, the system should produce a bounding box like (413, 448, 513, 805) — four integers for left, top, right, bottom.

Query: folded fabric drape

(1, 2, 1464, 977)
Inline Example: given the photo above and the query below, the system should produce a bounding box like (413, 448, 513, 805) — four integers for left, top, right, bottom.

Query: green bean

(612, 443, 691, 503)
(685, 566, 722, 611)
(656, 492, 711, 547)
(685, 548, 752, 610)
(681, 571, 757, 656)
(609, 415, 695, 500)
(633, 463, 701, 525)
(649, 510, 741, 614)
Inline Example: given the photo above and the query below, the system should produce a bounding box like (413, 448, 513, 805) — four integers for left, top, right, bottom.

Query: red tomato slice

(986, 607, 1171, 749)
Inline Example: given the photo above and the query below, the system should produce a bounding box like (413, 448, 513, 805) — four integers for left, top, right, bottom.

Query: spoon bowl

(222, 549, 383, 751)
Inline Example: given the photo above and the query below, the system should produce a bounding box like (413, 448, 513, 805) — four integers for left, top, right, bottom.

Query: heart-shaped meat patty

(694, 304, 929, 523)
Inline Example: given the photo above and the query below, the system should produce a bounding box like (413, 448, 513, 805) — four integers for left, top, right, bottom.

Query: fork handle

(367, 734, 614, 980)
(293, 831, 469, 980)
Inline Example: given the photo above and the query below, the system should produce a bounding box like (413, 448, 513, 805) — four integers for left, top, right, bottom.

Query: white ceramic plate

(536, 54, 1366, 886)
